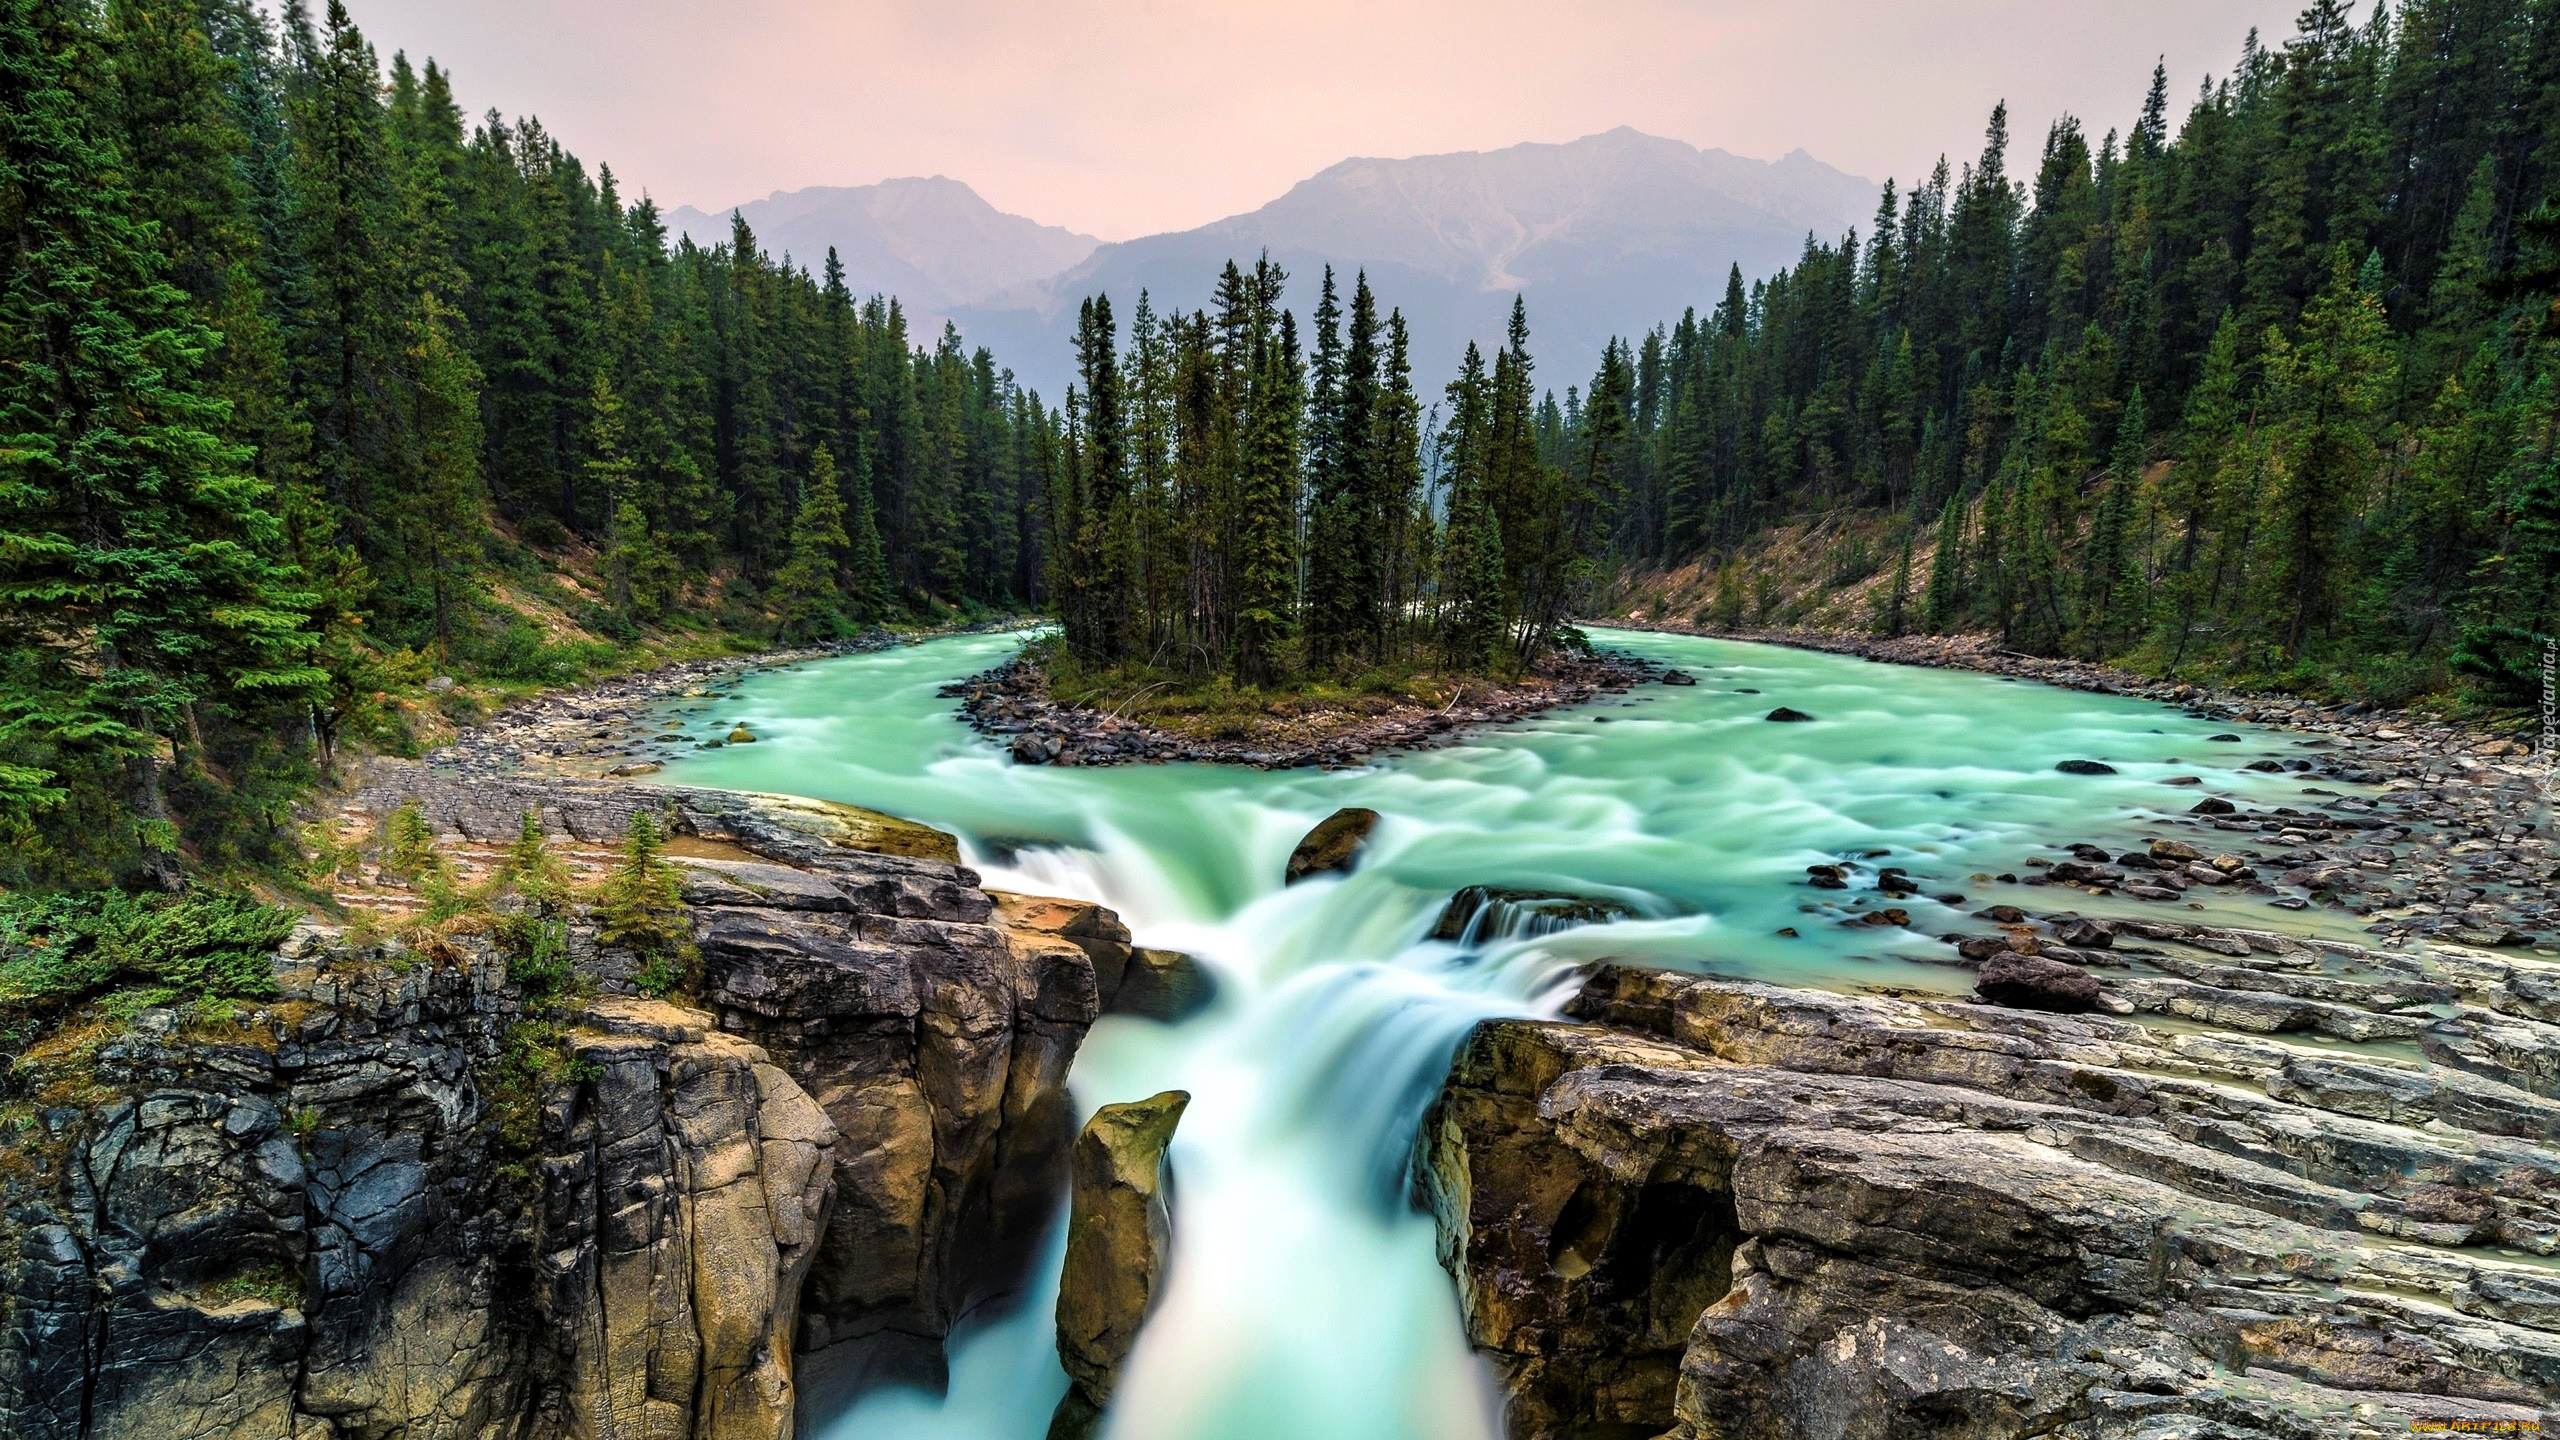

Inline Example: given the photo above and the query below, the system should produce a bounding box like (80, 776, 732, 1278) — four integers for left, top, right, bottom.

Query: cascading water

(653, 626, 2346, 1440)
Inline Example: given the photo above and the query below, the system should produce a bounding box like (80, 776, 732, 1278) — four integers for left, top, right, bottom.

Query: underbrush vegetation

(0, 890, 297, 1033)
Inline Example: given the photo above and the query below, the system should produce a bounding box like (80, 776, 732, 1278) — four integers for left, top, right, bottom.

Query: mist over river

(651, 626, 2337, 1440)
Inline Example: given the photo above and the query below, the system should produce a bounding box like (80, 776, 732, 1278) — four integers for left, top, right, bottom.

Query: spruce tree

(2258, 253, 2394, 656)
(772, 447, 852, 640)
(2078, 386, 2148, 655)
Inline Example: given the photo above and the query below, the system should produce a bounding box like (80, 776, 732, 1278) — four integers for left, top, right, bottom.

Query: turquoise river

(651, 625, 2346, 1440)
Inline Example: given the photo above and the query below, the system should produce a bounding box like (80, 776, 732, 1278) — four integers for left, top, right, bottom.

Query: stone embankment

(946, 649, 1660, 769)
(0, 766, 1164, 1440)
(1427, 957, 2560, 1439)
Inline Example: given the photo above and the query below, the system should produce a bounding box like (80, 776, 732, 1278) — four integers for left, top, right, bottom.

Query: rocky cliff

(0, 769, 1144, 1440)
(1425, 956, 2560, 1439)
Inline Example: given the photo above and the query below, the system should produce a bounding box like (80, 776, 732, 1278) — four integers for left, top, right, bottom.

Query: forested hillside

(1602, 0, 2560, 708)
(0, 0, 1055, 885)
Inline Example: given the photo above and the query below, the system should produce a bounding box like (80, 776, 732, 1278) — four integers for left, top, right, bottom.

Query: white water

(652, 627, 2339, 1440)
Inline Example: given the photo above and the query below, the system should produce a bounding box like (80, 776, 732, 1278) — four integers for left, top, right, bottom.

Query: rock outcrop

(1049, 1091, 1189, 1440)
(0, 773, 1142, 1440)
(1431, 887, 1641, 945)
(1424, 959, 2560, 1439)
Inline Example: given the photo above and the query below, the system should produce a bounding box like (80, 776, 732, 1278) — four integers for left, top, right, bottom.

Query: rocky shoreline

(420, 618, 1030, 782)
(1426, 956, 2560, 1439)
(1604, 620, 2553, 956)
(943, 648, 1662, 769)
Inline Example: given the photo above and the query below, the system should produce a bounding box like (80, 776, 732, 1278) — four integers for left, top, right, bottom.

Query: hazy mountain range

(675, 129, 1879, 400)
(667, 177, 1100, 318)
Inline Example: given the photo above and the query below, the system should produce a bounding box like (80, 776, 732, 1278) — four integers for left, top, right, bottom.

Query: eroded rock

(0, 781, 1126, 1440)
(1049, 1091, 1190, 1440)
(1426, 963, 2560, 1439)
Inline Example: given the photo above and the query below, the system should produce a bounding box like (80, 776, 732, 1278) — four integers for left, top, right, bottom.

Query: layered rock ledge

(0, 771, 1152, 1440)
(1425, 957, 2560, 1439)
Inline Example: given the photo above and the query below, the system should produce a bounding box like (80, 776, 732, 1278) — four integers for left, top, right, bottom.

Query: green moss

(204, 1261, 303, 1311)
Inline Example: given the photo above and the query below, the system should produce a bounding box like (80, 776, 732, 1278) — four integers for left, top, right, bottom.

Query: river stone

(1431, 887, 1639, 943)
(1764, 706, 1814, 722)
(1284, 808, 1381, 884)
(1050, 1091, 1190, 1440)
(1660, 669, 1698, 686)
(2055, 758, 2118, 774)
(1975, 952, 2102, 1011)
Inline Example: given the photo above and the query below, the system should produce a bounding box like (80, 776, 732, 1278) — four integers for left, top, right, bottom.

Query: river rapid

(651, 626, 2337, 1440)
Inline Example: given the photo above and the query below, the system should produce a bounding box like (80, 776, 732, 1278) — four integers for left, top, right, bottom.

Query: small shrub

(379, 803, 440, 882)
(205, 1261, 303, 1311)
(486, 1019, 602, 1188)
(489, 911, 575, 1011)
(590, 812, 696, 997)
(493, 811, 571, 912)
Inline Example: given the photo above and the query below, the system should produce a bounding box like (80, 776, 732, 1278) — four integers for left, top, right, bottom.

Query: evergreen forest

(1596, 0, 2560, 708)
(7, 0, 2560, 895)
(1, 0, 1056, 885)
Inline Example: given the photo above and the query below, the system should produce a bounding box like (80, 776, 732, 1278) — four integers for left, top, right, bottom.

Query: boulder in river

(1975, 952, 2102, 1011)
(1112, 946, 1218, 1023)
(1051, 1091, 1191, 1440)
(1659, 669, 1698, 686)
(1764, 706, 1814, 722)
(1284, 807, 1381, 884)
(2055, 758, 2117, 774)
(1431, 886, 1639, 944)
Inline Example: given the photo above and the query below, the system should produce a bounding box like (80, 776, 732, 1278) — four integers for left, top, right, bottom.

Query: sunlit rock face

(1425, 964, 2560, 1440)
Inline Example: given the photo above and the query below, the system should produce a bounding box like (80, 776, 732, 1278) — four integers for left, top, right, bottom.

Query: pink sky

(343, 0, 2314, 242)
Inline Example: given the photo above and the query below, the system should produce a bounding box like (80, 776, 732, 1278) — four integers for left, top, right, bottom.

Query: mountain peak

(667, 178, 1099, 317)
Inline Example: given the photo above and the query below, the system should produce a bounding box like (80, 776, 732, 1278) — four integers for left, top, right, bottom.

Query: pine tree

(1436, 345, 1505, 667)
(1229, 259, 1300, 684)
(1921, 492, 1969, 629)
(403, 293, 485, 656)
(1374, 308, 1427, 660)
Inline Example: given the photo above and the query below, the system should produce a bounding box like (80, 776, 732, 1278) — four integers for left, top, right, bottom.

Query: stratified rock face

(1424, 962, 2560, 1440)
(1284, 807, 1381, 885)
(1050, 1091, 1189, 1440)
(0, 949, 834, 1440)
(0, 780, 1127, 1440)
